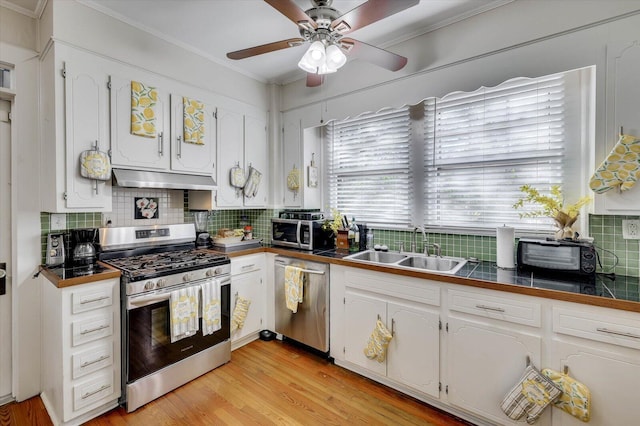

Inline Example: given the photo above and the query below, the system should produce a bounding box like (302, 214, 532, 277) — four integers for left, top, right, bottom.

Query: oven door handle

(128, 292, 171, 310)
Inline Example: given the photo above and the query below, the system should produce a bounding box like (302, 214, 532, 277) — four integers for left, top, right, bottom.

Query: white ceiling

(3, 0, 512, 84)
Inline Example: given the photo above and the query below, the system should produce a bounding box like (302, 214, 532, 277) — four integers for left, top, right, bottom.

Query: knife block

(336, 229, 349, 252)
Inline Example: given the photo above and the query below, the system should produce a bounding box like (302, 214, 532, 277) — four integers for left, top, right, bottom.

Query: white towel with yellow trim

(284, 265, 304, 313)
(363, 319, 393, 363)
(130, 80, 158, 138)
(170, 286, 199, 342)
(201, 279, 221, 336)
(183, 96, 205, 145)
(231, 295, 251, 332)
(590, 134, 640, 193)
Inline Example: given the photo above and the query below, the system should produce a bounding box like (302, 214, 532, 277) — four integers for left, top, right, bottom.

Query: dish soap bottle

(349, 218, 359, 252)
(366, 227, 374, 250)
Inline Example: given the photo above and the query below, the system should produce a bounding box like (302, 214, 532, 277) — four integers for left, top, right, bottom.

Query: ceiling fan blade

(227, 38, 305, 60)
(331, 0, 419, 35)
(341, 38, 408, 71)
(264, 0, 317, 30)
(306, 73, 324, 87)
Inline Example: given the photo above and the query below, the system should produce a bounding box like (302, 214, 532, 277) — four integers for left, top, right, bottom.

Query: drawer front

(345, 268, 440, 307)
(231, 254, 264, 275)
(71, 285, 114, 314)
(553, 307, 640, 350)
(72, 313, 113, 347)
(72, 342, 114, 380)
(448, 289, 541, 327)
(72, 371, 115, 412)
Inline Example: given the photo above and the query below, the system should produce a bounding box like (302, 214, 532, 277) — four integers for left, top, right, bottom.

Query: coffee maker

(193, 211, 211, 248)
(70, 228, 97, 267)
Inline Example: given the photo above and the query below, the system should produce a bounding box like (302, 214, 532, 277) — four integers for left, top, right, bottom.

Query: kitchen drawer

(72, 313, 113, 347)
(231, 254, 264, 275)
(72, 342, 113, 380)
(72, 370, 115, 412)
(344, 268, 440, 307)
(71, 282, 114, 314)
(553, 307, 640, 350)
(448, 288, 541, 327)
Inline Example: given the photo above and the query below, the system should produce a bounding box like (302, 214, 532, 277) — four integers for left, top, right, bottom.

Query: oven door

(125, 277, 230, 383)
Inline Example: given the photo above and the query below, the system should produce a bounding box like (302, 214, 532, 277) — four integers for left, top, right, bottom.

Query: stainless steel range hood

(113, 169, 217, 191)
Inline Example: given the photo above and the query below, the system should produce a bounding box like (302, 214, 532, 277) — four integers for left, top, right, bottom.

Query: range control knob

(156, 278, 168, 288)
(214, 267, 222, 276)
(183, 273, 192, 282)
(144, 281, 155, 290)
(205, 269, 214, 277)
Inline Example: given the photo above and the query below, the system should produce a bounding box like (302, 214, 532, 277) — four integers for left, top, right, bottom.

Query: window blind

(424, 73, 574, 231)
(327, 107, 413, 226)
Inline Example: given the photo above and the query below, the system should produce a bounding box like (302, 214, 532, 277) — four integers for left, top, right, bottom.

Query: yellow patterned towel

(169, 286, 199, 343)
(541, 368, 591, 422)
(363, 319, 393, 363)
(590, 134, 640, 193)
(284, 265, 304, 313)
(183, 97, 205, 145)
(131, 80, 158, 138)
(231, 296, 251, 332)
(287, 167, 300, 191)
(200, 279, 221, 337)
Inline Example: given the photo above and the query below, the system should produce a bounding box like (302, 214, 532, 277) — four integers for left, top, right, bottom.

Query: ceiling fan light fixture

(325, 44, 347, 69)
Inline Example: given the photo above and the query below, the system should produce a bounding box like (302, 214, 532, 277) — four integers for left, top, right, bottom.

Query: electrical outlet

(50, 213, 67, 231)
(622, 219, 640, 239)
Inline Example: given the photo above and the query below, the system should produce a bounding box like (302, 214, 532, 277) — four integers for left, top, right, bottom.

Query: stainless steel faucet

(424, 242, 442, 257)
(412, 226, 428, 253)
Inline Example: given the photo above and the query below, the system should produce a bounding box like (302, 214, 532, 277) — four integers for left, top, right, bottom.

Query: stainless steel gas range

(98, 224, 231, 412)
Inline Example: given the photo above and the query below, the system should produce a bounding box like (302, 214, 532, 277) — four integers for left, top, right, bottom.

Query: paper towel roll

(496, 226, 515, 269)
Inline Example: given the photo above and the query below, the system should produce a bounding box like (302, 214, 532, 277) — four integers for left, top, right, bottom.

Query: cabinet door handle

(391, 318, 395, 337)
(596, 327, 640, 339)
(81, 354, 110, 368)
(80, 324, 110, 335)
(158, 132, 164, 156)
(80, 295, 110, 305)
(82, 384, 110, 400)
(177, 135, 182, 158)
(475, 304, 505, 312)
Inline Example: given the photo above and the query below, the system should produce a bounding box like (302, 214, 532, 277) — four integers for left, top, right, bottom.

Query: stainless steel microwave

(271, 218, 334, 251)
(517, 238, 596, 283)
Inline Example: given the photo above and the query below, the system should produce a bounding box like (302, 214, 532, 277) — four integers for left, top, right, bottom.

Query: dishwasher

(274, 255, 329, 353)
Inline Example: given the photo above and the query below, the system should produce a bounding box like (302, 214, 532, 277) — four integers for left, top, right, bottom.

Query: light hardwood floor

(1, 339, 473, 425)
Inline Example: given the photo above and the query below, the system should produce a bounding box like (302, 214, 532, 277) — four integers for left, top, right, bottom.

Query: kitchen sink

(344, 250, 467, 275)
(345, 250, 408, 264)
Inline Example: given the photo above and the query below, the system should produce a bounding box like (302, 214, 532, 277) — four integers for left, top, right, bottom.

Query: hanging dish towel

(287, 167, 300, 192)
(363, 319, 393, 363)
(284, 265, 304, 313)
(229, 164, 246, 198)
(541, 368, 591, 422)
(130, 80, 158, 138)
(243, 166, 262, 198)
(170, 286, 199, 343)
(589, 134, 640, 193)
(501, 361, 563, 424)
(231, 295, 252, 332)
(183, 96, 205, 145)
(201, 279, 221, 336)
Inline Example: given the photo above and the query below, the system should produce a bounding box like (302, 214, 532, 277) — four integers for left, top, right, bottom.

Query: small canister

(243, 225, 253, 240)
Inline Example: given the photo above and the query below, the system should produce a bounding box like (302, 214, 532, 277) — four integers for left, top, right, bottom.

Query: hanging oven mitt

(589, 134, 640, 193)
(363, 319, 393, 363)
(501, 360, 562, 424)
(79, 148, 112, 181)
(541, 368, 591, 422)
(243, 166, 262, 198)
(231, 296, 251, 332)
(229, 164, 246, 198)
(287, 167, 300, 191)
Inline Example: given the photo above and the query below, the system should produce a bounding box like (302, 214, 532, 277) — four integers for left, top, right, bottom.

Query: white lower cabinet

(41, 277, 121, 426)
(340, 268, 441, 399)
(549, 305, 640, 425)
(230, 254, 266, 350)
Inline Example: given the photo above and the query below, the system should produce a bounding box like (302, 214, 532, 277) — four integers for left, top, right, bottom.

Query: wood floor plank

(1, 339, 473, 425)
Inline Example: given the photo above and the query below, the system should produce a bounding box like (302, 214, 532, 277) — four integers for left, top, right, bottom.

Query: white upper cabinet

(216, 106, 268, 208)
(109, 75, 170, 171)
(596, 38, 640, 214)
(39, 45, 112, 212)
(169, 94, 216, 175)
(282, 117, 302, 208)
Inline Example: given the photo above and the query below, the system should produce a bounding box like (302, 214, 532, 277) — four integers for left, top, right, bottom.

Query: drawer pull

(82, 384, 110, 400)
(241, 264, 255, 270)
(475, 304, 505, 312)
(80, 295, 110, 305)
(81, 354, 110, 368)
(596, 327, 640, 339)
(80, 324, 110, 335)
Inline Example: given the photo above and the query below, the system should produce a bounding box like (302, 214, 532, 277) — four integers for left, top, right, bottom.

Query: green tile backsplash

(39, 197, 639, 278)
